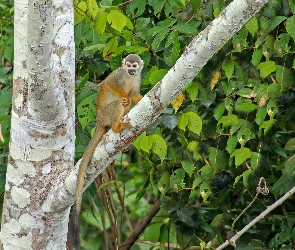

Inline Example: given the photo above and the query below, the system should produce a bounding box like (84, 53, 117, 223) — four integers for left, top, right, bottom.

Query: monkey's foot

(112, 119, 132, 132)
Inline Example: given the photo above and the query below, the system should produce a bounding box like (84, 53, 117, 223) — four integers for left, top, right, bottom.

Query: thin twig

(216, 184, 295, 249)
(118, 0, 133, 8)
(231, 177, 269, 231)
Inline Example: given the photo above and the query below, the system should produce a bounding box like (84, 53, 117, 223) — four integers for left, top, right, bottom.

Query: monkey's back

(96, 67, 135, 128)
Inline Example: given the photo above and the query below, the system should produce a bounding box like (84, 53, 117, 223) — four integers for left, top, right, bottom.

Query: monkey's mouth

(128, 69, 137, 75)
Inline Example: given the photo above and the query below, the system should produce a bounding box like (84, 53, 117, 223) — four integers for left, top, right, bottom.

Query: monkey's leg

(112, 117, 132, 133)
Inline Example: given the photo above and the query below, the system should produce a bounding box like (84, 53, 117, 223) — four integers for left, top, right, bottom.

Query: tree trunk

(0, 0, 75, 249)
(0, 0, 268, 249)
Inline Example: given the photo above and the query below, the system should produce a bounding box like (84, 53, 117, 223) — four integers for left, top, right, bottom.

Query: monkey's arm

(105, 82, 130, 105)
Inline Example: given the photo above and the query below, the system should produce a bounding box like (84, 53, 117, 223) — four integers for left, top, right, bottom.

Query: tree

(2, 0, 295, 249)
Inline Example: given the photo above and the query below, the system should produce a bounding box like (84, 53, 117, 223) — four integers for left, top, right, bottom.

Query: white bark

(0, 0, 75, 249)
(0, 0, 269, 249)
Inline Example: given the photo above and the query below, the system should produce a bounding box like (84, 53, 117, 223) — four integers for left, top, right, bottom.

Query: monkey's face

(123, 54, 143, 76)
(125, 61, 141, 76)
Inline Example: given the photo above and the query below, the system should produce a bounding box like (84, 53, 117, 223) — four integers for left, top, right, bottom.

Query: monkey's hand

(122, 96, 130, 106)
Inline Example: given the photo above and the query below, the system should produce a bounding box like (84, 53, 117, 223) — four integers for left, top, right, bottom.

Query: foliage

(0, 0, 13, 217)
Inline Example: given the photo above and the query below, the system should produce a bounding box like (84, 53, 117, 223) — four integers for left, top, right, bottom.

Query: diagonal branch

(65, 0, 269, 202)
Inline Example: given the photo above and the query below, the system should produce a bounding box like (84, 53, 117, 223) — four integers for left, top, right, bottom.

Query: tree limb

(119, 198, 161, 250)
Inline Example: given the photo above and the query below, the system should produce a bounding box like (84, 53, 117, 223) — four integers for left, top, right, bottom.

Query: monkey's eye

(132, 63, 138, 68)
(126, 62, 132, 68)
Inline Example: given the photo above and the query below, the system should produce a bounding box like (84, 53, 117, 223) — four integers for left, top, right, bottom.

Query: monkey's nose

(128, 69, 136, 75)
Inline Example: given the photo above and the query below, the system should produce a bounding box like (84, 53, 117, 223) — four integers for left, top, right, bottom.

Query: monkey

(72, 54, 144, 249)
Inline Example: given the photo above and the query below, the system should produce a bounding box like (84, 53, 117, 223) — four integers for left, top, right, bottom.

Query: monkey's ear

(122, 57, 126, 67)
(140, 59, 144, 68)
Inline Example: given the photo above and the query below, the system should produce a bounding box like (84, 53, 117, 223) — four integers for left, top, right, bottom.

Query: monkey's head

(123, 54, 144, 76)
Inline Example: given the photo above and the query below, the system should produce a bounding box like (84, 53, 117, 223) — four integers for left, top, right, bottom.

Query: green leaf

(140, 134, 153, 152)
(261, 16, 286, 33)
(186, 81, 199, 102)
(88, 0, 99, 18)
(255, 107, 267, 126)
(158, 171, 170, 194)
(187, 141, 201, 160)
(164, 31, 180, 66)
(132, 131, 147, 150)
(236, 88, 254, 98)
(284, 138, 295, 151)
(274, 33, 290, 56)
(107, 10, 127, 32)
(83, 43, 105, 52)
(151, 134, 167, 161)
(251, 48, 263, 67)
(172, 21, 201, 35)
(208, 147, 226, 169)
(242, 169, 253, 189)
(190, 0, 201, 13)
(170, 169, 185, 190)
(75, 73, 89, 91)
(143, 223, 161, 242)
(181, 160, 195, 177)
(226, 135, 237, 154)
(237, 124, 256, 146)
(214, 102, 225, 121)
(77, 96, 95, 130)
(276, 65, 294, 90)
(81, 210, 110, 230)
(132, 0, 146, 17)
(142, 66, 158, 85)
(152, 31, 168, 51)
(259, 119, 276, 135)
(230, 148, 252, 166)
(149, 69, 168, 85)
(272, 174, 295, 198)
(290, 0, 295, 14)
(286, 16, 295, 41)
(74, 1, 87, 25)
(266, 99, 278, 118)
(245, 16, 258, 36)
(200, 165, 215, 180)
(257, 61, 276, 78)
(96, 9, 108, 34)
(187, 112, 202, 135)
(217, 114, 239, 128)
(222, 61, 234, 80)
(102, 37, 118, 57)
(268, 83, 282, 99)
(251, 152, 262, 171)
(232, 28, 248, 52)
(235, 99, 257, 113)
(178, 113, 189, 130)
(262, 35, 275, 60)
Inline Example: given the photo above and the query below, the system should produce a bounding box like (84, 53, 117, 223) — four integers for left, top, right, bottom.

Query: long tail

(72, 126, 106, 249)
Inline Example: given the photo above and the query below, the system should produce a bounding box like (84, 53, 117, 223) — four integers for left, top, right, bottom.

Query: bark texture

(0, 0, 75, 249)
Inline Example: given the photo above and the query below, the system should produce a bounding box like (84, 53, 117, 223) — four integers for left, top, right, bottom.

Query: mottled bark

(0, 0, 75, 249)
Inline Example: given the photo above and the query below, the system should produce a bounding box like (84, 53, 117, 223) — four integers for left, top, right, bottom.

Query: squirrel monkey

(72, 54, 143, 249)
